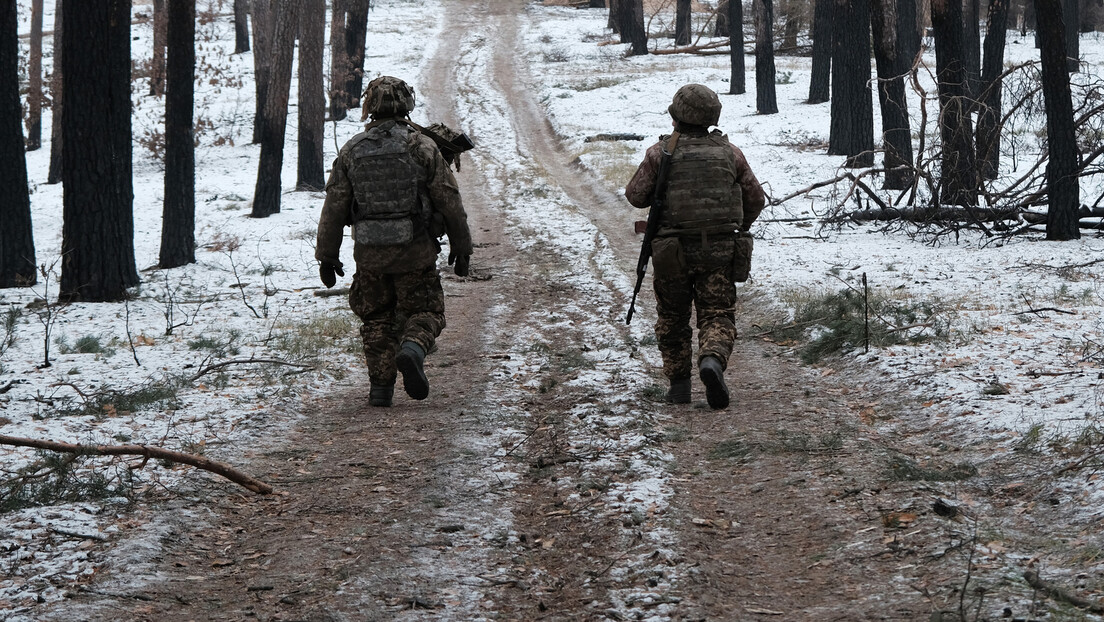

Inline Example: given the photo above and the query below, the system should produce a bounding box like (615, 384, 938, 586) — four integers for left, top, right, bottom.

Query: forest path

(49, 2, 955, 620)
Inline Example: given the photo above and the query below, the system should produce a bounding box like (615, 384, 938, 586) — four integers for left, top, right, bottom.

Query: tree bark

(808, 0, 832, 103)
(609, 0, 619, 33)
(964, 0, 982, 97)
(27, 0, 44, 151)
(46, 0, 63, 184)
(675, 0, 691, 46)
(897, 0, 921, 72)
(728, 0, 745, 93)
(251, 0, 272, 144)
(233, 0, 250, 53)
(150, 0, 167, 97)
(343, 0, 371, 111)
(620, 0, 648, 55)
(251, 0, 302, 218)
(1064, 0, 1079, 71)
(932, 0, 978, 206)
(297, 0, 326, 191)
(160, 0, 196, 269)
(976, 0, 1009, 180)
(60, 0, 139, 302)
(0, 0, 36, 287)
(755, 0, 778, 114)
(871, 0, 915, 189)
(329, 0, 347, 120)
(1035, 0, 1080, 239)
(715, 0, 729, 37)
(828, 0, 875, 168)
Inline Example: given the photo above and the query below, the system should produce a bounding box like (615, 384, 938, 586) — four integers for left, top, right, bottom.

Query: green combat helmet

(667, 83, 722, 128)
(361, 76, 417, 120)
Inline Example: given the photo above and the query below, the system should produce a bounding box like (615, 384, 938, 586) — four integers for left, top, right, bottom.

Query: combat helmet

(362, 76, 416, 120)
(667, 83, 722, 128)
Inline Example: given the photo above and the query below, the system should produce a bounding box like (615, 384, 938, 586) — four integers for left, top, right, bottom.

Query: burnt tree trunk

(755, 0, 778, 113)
(60, 0, 139, 302)
(932, 0, 979, 206)
(234, 0, 250, 53)
(828, 0, 874, 168)
(1065, 0, 1079, 71)
(343, 0, 371, 111)
(251, 0, 301, 218)
(675, 0, 691, 45)
(160, 0, 196, 269)
(897, 0, 921, 71)
(27, 0, 44, 151)
(329, 0, 347, 120)
(0, 0, 35, 287)
(1035, 0, 1080, 239)
(976, 0, 1009, 180)
(150, 0, 167, 96)
(871, 0, 915, 189)
(808, 0, 833, 103)
(624, 0, 648, 55)
(251, 0, 272, 144)
(297, 0, 326, 190)
(715, 0, 729, 37)
(781, 3, 801, 50)
(728, 0, 745, 93)
(964, 0, 981, 97)
(46, 0, 63, 184)
(609, 0, 619, 33)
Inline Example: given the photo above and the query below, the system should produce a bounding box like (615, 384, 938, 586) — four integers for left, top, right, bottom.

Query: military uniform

(316, 77, 472, 405)
(624, 84, 765, 409)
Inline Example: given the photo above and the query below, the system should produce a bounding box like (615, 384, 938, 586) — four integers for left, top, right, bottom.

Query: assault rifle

(626, 132, 680, 325)
(399, 119, 475, 169)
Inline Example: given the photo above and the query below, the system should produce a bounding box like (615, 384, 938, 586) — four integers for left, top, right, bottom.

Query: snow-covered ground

(4, 0, 1104, 615)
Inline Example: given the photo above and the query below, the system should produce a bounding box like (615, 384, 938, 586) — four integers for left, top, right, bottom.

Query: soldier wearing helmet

(316, 76, 473, 407)
(625, 84, 765, 409)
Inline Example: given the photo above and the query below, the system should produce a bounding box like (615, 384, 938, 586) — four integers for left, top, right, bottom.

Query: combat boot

(369, 383, 394, 407)
(698, 355, 730, 410)
(667, 377, 691, 404)
(395, 342, 429, 400)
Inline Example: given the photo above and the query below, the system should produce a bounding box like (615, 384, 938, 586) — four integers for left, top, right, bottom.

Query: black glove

(453, 254, 471, 278)
(319, 262, 344, 288)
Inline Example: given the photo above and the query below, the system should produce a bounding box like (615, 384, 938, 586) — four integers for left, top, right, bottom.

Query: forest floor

(36, 1, 1104, 621)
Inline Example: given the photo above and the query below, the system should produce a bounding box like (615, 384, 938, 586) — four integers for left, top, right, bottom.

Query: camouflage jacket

(624, 132, 765, 232)
(315, 119, 473, 274)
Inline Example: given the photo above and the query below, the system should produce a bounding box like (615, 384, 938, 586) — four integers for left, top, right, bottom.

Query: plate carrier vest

(661, 131, 743, 232)
(348, 122, 429, 246)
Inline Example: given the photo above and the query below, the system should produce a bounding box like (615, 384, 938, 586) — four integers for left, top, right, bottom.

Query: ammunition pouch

(354, 217, 415, 246)
(650, 236, 686, 275)
(732, 231, 753, 283)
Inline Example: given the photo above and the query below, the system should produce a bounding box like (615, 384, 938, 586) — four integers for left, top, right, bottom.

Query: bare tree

(808, 0, 832, 103)
(675, 0, 691, 46)
(871, 0, 914, 189)
(755, 0, 778, 114)
(728, 0, 745, 93)
(976, 0, 1009, 180)
(1035, 0, 1080, 239)
(964, 0, 982, 97)
(27, 0, 44, 151)
(60, 0, 139, 302)
(1, 0, 35, 287)
(329, 0, 347, 119)
(343, 0, 371, 110)
(616, 0, 647, 55)
(1064, 0, 1079, 72)
(251, 0, 302, 218)
(251, 0, 272, 144)
(298, 0, 326, 190)
(234, 0, 250, 53)
(160, 0, 196, 268)
(829, 0, 874, 168)
(46, 0, 63, 184)
(932, 0, 978, 206)
(150, 0, 167, 97)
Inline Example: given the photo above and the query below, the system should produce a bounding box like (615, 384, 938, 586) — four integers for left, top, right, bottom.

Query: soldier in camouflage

(625, 84, 765, 409)
(316, 76, 473, 407)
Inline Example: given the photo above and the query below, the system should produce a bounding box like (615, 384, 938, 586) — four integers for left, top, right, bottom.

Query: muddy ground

(45, 1, 1102, 620)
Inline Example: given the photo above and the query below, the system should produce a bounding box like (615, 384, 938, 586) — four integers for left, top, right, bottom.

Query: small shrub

(887, 454, 977, 482)
(709, 439, 752, 461)
(1, 452, 138, 513)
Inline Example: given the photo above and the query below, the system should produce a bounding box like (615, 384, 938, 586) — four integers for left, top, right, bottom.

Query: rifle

(626, 131, 680, 324)
(398, 119, 475, 168)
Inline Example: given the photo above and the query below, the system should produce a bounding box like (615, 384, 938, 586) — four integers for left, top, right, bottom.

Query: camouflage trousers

(651, 235, 737, 381)
(348, 267, 445, 386)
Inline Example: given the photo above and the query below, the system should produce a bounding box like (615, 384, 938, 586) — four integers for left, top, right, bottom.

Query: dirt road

(50, 2, 1020, 620)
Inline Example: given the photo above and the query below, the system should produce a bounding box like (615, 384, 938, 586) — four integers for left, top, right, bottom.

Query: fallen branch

(0, 434, 273, 494)
(189, 357, 314, 382)
(313, 287, 350, 298)
(1013, 307, 1077, 316)
(1024, 569, 1104, 613)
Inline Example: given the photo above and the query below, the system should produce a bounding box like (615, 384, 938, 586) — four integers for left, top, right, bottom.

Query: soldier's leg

(349, 270, 400, 387)
(693, 240, 738, 368)
(392, 267, 445, 400)
(653, 265, 695, 383)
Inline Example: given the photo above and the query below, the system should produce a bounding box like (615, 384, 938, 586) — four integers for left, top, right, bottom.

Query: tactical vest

(661, 131, 742, 232)
(347, 122, 429, 246)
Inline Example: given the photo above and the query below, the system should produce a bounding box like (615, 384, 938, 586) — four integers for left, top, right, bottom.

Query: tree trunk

(60, 0, 139, 302)
(963, 0, 981, 98)
(808, 0, 832, 103)
(297, 0, 326, 191)
(1035, 0, 1080, 239)
(343, 0, 371, 111)
(46, 0, 63, 184)
(329, 0, 347, 120)
(976, 0, 1009, 180)
(871, 0, 915, 189)
(715, 0, 729, 37)
(932, 0, 979, 206)
(251, 0, 273, 144)
(234, 0, 250, 53)
(828, 0, 875, 168)
(0, 0, 35, 287)
(728, 0, 745, 93)
(675, 0, 691, 46)
(627, 0, 648, 55)
(1065, 0, 1079, 71)
(251, 0, 302, 218)
(150, 0, 167, 97)
(755, 0, 778, 113)
(897, 0, 921, 72)
(609, 0, 619, 33)
(27, 0, 44, 151)
(780, 0, 801, 49)
(160, 0, 196, 269)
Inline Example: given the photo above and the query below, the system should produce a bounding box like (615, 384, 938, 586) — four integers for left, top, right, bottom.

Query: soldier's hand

(447, 250, 458, 266)
(319, 262, 344, 288)
(453, 254, 471, 278)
